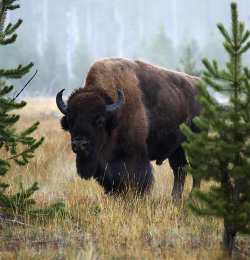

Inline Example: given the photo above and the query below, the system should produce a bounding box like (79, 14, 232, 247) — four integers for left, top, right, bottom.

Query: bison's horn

(106, 89, 125, 113)
(56, 89, 68, 115)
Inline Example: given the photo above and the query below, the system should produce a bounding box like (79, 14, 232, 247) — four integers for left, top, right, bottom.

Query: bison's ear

(106, 114, 119, 135)
(61, 116, 69, 131)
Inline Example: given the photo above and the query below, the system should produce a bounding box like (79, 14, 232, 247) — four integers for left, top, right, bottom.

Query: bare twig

(7, 147, 32, 161)
(11, 70, 38, 101)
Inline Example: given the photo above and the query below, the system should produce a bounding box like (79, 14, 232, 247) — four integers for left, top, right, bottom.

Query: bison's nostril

(72, 136, 90, 154)
(82, 139, 90, 146)
(79, 143, 87, 150)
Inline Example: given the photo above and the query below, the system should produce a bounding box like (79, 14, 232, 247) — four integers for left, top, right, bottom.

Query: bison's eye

(96, 116, 105, 128)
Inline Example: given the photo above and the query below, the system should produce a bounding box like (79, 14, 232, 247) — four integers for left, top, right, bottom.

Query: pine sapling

(180, 2, 250, 256)
(0, 0, 44, 216)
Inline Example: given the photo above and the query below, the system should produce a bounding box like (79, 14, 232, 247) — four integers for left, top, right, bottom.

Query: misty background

(1, 0, 250, 97)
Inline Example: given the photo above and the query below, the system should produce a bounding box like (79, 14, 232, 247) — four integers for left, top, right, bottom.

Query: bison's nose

(72, 136, 90, 155)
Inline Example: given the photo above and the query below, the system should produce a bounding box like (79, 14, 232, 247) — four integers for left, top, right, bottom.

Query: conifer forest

(1, 0, 250, 97)
(0, 0, 249, 259)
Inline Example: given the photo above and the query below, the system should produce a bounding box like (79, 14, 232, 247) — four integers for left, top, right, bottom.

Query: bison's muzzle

(72, 136, 90, 156)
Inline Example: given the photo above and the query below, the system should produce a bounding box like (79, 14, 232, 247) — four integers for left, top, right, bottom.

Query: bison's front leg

(96, 156, 154, 194)
(168, 147, 187, 199)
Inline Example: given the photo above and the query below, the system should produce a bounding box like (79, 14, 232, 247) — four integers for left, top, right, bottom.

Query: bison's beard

(76, 150, 99, 180)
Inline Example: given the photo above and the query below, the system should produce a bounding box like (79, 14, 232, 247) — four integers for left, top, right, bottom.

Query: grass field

(0, 98, 248, 259)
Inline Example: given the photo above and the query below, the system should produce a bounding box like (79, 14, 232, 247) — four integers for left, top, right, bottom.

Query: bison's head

(56, 88, 125, 179)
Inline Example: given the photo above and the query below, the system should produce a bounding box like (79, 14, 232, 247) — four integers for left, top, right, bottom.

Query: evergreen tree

(180, 2, 250, 256)
(0, 0, 44, 216)
(71, 36, 93, 91)
(37, 39, 68, 96)
(135, 24, 176, 69)
(148, 24, 175, 69)
(177, 42, 201, 77)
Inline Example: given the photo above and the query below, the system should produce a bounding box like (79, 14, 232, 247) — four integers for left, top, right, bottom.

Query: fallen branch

(0, 215, 33, 227)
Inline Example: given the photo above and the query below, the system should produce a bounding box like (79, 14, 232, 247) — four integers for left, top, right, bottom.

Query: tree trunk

(223, 224, 237, 256)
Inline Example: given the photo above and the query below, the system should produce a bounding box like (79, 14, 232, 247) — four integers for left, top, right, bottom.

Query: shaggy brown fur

(58, 57, 202, 197)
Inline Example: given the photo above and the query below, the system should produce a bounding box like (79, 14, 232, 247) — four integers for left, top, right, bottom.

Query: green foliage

(148, 24, 175, 68)
(177, 41, 201, 77)
(0, 33, 93, 96)
(0, 0, 21, 46)
(180, 2, 250, 255)
(70, 36, 93, 90)
(29, 200, 73, 222)
(0, 0, 44, 216)
(135, 24, 176, 69)
(0, 0, 69, 222)
(0, 85, 45, 175)
(0, 181, 39, 215)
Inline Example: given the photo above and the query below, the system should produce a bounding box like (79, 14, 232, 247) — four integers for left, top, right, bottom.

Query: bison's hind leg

(169, 147, 201, 199)
(168, 147, 187, 199)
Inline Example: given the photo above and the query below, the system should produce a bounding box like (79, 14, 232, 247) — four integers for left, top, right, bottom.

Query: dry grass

(0, 98, 248, 259)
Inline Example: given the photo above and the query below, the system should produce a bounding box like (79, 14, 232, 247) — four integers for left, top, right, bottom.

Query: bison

(56, 57, 202, 198)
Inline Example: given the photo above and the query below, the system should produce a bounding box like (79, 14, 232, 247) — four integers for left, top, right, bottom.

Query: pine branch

(239, 22, 245, 40)
(239, 30, 250, 45)
(0, 2, 7, 32)
(202, 58, 234, 83)
(239, 41, 250, 55)
(0, 182, 9, 191)
(7, 136, 44, 161)
(4, 19, 22, 35)
(8, 5, 20, 11)
(0, 33, 17, 45)
(18, 121, 40, 139)
(231, 2, 238, 45)
(12, 69, 38, 101)
(0, 158, 10, 175)
(0, 62, 34, 79)
(0, 70, 38, 113)
(0, 0, 20, 45)
(0, 85, 13, 95)
(217, 23, 233, 45)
